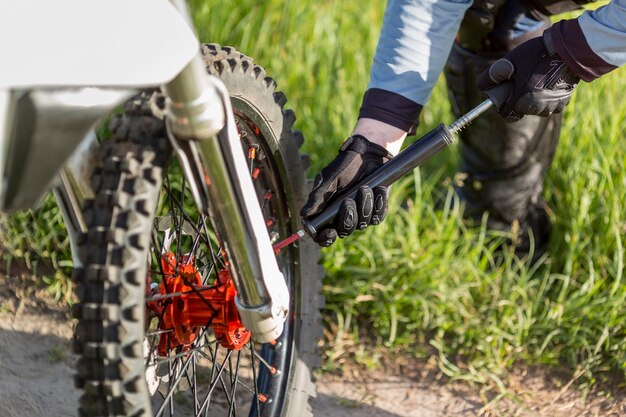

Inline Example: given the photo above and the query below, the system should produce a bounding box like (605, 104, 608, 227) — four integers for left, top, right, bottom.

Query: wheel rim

(143, 110, 298, 417)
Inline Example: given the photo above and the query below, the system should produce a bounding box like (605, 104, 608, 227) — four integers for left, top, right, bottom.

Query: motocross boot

(444, 6, 560, 260)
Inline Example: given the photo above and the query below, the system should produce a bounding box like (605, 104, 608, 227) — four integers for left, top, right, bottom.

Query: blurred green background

(2, 0, 624, 390)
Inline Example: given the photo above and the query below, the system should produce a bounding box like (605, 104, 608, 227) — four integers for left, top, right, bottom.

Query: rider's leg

(444, 3, 559, 257)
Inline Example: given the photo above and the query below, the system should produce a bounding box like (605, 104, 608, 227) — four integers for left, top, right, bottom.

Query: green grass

(0, 195, 73, 302)
(2, 0, 624, 391)
(188, 1, 626, 386)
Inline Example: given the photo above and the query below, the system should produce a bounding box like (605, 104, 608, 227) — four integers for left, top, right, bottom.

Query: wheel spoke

(225, 350, 238, 416)
(192, 354, 199, 415)
(200, 215, 225, 275)
(187, 222, 204, 265)
(161, 181, 210, 246)
(167, 344, 175, 416)
(154, 350, 200, 417)
(196, 348, 258, 397)
(155, 343, 214, 367)
(250, 341, 262, 417)
(146, 328, 173, 337)
(177, 174, 186, 260)
(145, 285, 218, 302)
(251, 347, 277, 374)
(196, 349, 233, 416)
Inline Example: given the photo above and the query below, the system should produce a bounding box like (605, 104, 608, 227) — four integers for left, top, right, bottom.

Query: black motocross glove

(477, 31, 580, 122)
(300, 135, 393, 247)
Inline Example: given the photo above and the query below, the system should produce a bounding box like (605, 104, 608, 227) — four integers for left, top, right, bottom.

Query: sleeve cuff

(549, 19, 617, 83)
(358, 88, 423, 135)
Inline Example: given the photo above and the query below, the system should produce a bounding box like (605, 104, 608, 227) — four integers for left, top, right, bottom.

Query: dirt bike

(0, 1, 324, 416)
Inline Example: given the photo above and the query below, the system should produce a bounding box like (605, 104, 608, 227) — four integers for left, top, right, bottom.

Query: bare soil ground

(311, 362, 626, 417)
(0, 273, 78, 417)
(0, 273, 624, 417)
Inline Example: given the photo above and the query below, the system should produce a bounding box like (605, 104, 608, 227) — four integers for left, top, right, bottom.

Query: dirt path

(0, 308, 78, 417)
(311, 374, 484, 417)
(1, 276, 624, 417)
(0, 307, 483, 417)
(311, 366, 626, 417)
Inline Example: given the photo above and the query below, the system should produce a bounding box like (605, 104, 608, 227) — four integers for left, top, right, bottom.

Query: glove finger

(300, 172, 336, 217)
(313, 228, 338, 247)
(517, 91, 565, 117)
(476, 58, 516, 90)
(355, 186, 374, 230)
(336, 199, 357, 238)
(371, 186, 388, 225)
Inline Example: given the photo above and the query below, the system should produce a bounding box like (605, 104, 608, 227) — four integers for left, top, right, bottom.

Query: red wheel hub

(147, 252, 251, 355)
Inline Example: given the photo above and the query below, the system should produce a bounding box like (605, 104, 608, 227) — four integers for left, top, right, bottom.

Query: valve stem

(272, 230, 305, 254)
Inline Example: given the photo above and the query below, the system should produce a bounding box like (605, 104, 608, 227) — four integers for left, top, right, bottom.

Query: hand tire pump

(273, 85, 510, 252)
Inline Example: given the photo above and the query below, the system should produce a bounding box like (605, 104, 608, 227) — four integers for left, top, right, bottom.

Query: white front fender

(0, 0, 199, 89)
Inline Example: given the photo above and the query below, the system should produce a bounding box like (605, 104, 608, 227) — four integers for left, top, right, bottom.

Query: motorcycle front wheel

(72, 45, 324, 417)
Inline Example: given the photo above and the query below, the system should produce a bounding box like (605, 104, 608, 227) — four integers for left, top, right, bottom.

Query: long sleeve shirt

(359, 0, 626, 133)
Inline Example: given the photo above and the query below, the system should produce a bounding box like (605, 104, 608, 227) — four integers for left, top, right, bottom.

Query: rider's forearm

(359, 0, 471, 135)
(352, 117, 407, 156)
(550, 0, 626, 82)
(578, 0, 626, 68)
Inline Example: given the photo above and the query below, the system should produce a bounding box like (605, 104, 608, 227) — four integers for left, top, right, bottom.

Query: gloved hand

(300, 135, 393, 247)
(477, 31, 580, 122)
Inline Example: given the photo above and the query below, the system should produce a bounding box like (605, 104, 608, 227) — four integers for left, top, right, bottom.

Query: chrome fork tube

(163, 54, 289, 341)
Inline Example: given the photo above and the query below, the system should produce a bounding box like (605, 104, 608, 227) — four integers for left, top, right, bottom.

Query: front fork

(162, 52, 290, 343)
